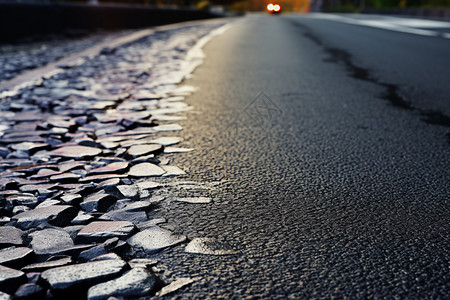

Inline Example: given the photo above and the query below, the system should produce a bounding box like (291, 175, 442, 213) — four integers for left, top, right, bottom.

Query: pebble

(127, 226, 186, 254)
(125, 144, 162, 159)
(156, 277, 195, 297)
(87, 162, 129, 175)
(80, 194, 116, 212)
(87, 267, 157, 300)
(128, 163, 165, 177)
(185, 238, 239, 255)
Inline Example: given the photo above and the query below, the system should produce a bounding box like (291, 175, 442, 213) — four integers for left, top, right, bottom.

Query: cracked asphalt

(156, 14, 450, 299)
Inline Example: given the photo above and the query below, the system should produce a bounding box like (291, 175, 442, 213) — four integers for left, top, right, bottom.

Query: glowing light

(267, 3, 274, 11)
(273, 4, 281, 11)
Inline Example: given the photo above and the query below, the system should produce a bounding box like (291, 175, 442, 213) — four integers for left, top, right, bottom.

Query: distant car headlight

(267, 3, 281, 14)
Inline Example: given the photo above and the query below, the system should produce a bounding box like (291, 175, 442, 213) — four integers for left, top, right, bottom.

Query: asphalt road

(158, 14, 450, 299)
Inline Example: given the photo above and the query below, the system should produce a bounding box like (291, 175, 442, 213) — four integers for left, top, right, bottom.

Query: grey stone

(79, 174, 128, 182)
(175, 197, 212, 204)
(87, 267, 157, 300)
(89, 253, 122, 262)
(0, 226, 24, 248)
(21, 256, 72, 272)
(0, 291, 11, 300)
(71, 212, 94, 225)
(87, 162, 129, 175)
(12, 205, 78, 230)
(77, 221, 136, 243)
(125, 144, 162, 159)
(161, 165, 186, 176)
(127, 226, 186, 254)
(29, 229, 74, 256)
(80, 194, 116, 212)
(78, 238, 119, 262)
(41, 259, 127, 291)
(0, 247, 35, 269)
(48, 146, 102, 159)
(185, 238, 238, 255)
(0, 265, 27, 295)
(156, 277, 194, 297)
(147, 137, 181, 146)
(127, 258, 157, 269)
(128, 163, 165, 177)
(116, 185, 138, 199)
(60, 194, 82, 205)
(13, 283, 45, 300)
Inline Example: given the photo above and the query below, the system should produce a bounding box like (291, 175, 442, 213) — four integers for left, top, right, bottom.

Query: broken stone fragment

(77, 221, 136, 243)
(125, 144, 162, 159)
(0, 265, 27, 295)
(185, 238, 239, 255)
(0, 226, 25, 249)
(29, 229, 74, 256)
(87, 267, 157, 300)
(0, 247, 35, 270)
(128, 163, 165, 177)
(156, 277, 195, 297)
(87, 162, 129, 175)
(41, 259, 128, 292)
(12, 205, 78, 230)
(13, 283, 45, 299)
(127, 226, 186, 254)
(21, 256, 72, 273)
(80, 194, 116, 212)
(48, 146, 102, 159)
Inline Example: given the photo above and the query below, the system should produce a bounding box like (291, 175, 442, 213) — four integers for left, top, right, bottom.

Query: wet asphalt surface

(157, 14, 449, 298)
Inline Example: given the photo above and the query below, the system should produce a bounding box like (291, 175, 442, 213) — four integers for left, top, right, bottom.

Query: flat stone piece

(48, 146, 102, 159)
(80, 194, 116, 212)
(185, 238, 239, 255)
(128, 163, 165, 177)
(156, 277, 195, 297)
(50, 172, 81, 181)
(29, 229, 74, 255)
(147, 137, 181, 146)
(127, 258, 157, 269)
(87, 162, 129, 175)
(0, 265, 27, 295)
(0, 247, 34, 269)
(175, 197, 212, 204)
(77, 221, 136, 242)
(151, 124, 182, 132)
(41, 259, 127, 291)
(12, 205, 78, 230)
(0, 291, 11, 300)
(80, 174, 127, 182)
(13, 283, 45, 299)
(117, 185, 138, 199)
(127, 226, 186, 254)
(135, 181, 162, 190)
(164, 147, 193, 153)
(126, 144, 162, 158)
(0, 226, 24, 248)
(87, 267, 157, 300)
(161, 165, 186, 176)
(21, 257, 72, 273)
(10, 142, 49, 153)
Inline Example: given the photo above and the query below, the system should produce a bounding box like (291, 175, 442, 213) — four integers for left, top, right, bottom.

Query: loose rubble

(0, 21, 232, 298)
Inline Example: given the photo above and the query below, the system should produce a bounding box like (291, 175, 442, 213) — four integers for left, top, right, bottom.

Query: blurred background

(0, 0, 449, 13)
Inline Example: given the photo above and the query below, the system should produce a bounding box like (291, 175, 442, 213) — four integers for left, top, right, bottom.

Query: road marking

(306, 13, 450, 39)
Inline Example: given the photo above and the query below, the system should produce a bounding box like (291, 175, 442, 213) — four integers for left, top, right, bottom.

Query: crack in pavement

(288, 19, 450, 143)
